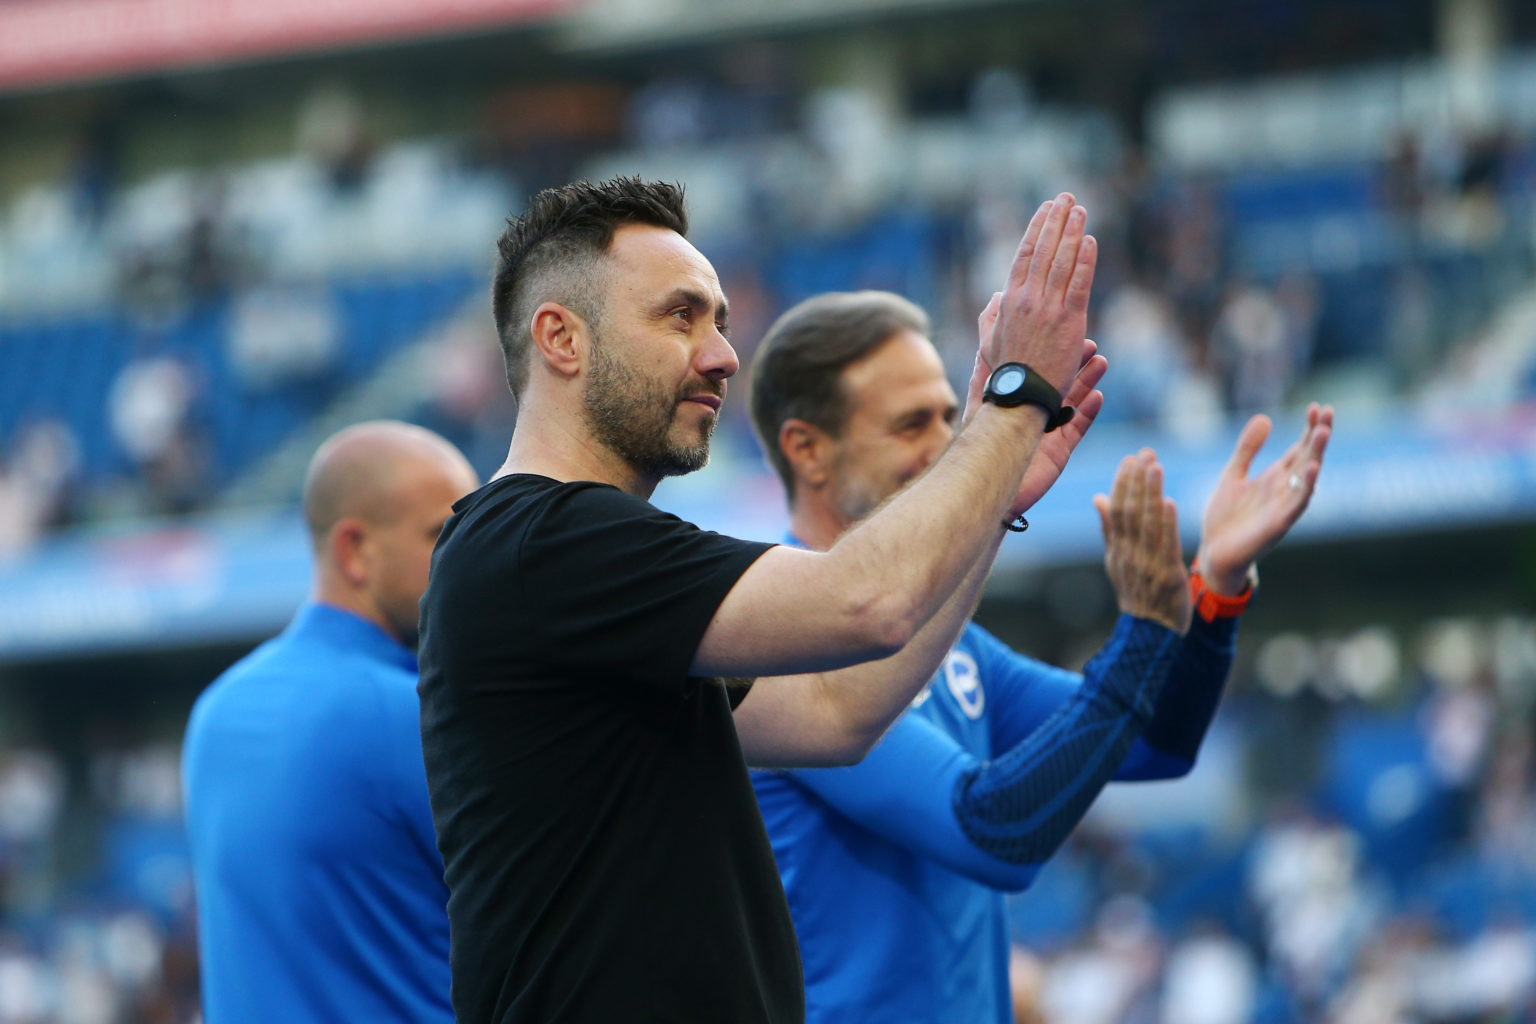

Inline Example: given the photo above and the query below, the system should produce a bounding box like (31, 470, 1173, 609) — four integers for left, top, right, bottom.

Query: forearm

(1128, 614, 1238, 772)
(954, 614, 1180, 865)
(819, 530, 1003, 758)
(738, 533, 1002, 768)
(821, 404, 1043, 643)
(697, 404, 1044, 681)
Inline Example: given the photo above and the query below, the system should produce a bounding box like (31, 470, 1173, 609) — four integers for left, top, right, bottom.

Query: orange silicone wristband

(1187, 559, 1254, 622)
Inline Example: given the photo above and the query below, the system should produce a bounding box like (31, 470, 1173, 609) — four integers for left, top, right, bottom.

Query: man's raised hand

(1093, 450, 1192, 636)
(1196, 403, 1334, 595)
(965, 291, 1108, 515)
(984, 194, 1098, 395)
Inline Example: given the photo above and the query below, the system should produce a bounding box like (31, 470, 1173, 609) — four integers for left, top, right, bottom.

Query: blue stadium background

(1, 0, 1534, 1020)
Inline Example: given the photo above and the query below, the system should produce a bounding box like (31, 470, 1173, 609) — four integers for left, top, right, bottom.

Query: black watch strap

(982, 362, 1075, 432)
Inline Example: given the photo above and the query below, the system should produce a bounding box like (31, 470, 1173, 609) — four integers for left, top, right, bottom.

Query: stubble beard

(583, 337, 717, 480)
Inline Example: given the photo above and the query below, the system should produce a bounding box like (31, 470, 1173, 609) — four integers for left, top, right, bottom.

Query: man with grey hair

(184, 420, 478, 1024)
(746, 288, 1332, 1024)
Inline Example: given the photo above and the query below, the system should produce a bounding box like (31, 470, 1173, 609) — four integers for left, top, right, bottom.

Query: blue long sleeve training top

(751, 609, 1237, 1024)
(183, 603, 453, 1024)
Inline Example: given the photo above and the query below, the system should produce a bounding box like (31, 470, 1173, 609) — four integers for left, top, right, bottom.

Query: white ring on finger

(1288, 474, 1302, 490)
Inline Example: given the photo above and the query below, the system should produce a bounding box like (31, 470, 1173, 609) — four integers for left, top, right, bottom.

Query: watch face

(993, 365, 1026, 395)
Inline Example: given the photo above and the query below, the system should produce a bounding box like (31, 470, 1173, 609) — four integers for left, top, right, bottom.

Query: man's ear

(779, 418, 834, 491)
(328, 518, 372, 588)
(528, 301, 588, 380)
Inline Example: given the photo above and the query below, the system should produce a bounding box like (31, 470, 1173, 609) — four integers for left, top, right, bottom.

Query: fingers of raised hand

(1043, 206, 1087, 300)
(1065, 353, 1109, 406)
(1271, 405, 1333, 506)
(1308, 406, 1334, 464)
(1064, 234, 1097, 316)
(978, 291, 1002, 343)
(1070, 389, 1105, 434)
(1161, 496, 1193, 632)
(1226, 415, 1272, 480)
(1160, 496, 1182, 567)
(1140, 454, 1163, 542)
(1009, 202, 1055, 286)
(1108, 453, 1138, 540)
(1093, 493, 1112, 546)
(1022, 194, 1076, 297)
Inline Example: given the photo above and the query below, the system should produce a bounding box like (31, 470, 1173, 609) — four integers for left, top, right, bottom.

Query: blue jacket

(753, 612, 1236, 1024)
(183, 602, 452, 1024)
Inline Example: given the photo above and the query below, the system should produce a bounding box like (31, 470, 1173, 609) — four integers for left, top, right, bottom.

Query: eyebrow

(659, 288, 730, 324)
(892, 402, 960, 428)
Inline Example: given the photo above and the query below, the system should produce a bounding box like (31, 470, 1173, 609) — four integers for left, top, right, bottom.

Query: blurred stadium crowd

(3, 56, 1536, 553)
(1, 1, 1535, 1021)
(3, 612, 1535, 1023)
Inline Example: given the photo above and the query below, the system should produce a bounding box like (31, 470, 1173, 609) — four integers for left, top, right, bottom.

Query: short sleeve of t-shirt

(441, 475, 773, 698)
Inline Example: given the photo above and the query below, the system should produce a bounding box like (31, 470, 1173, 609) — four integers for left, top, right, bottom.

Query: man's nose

(700, 329, 740, 381)
(921, 422, 955, 468)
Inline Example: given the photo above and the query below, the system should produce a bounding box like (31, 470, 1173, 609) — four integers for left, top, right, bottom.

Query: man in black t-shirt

(419, 177, 1111, 1023)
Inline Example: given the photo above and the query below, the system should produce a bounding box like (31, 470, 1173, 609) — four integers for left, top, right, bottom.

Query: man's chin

(655, 445, 711, 478)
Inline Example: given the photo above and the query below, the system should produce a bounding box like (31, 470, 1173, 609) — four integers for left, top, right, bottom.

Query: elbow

(846, 586, 920, 661)
(982, 861, 1041, 894)
(1147, 746, 1197, 779)
(820, 722, 885, 768)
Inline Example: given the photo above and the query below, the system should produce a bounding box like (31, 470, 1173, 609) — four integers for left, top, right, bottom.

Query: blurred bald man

(183, 421, 478, 1024)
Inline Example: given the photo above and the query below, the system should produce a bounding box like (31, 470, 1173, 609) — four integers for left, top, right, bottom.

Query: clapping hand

(1093, 450, 1192, 635)
(978, 194, 1098, 398)
(1196, 404, 1334, 595)
(965, 294, 1108, 517)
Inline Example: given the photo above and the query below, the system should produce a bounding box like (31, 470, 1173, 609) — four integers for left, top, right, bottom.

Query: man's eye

(671, 308, 692, 321)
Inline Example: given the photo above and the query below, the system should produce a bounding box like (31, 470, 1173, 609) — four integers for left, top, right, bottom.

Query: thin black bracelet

(1002, 515, 1029, 533)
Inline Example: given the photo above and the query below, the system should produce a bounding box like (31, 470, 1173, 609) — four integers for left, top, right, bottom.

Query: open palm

(1197, 403, 1333, 594)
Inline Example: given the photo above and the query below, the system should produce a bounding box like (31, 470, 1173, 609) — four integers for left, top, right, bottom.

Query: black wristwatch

(982, 362, 1074, 432)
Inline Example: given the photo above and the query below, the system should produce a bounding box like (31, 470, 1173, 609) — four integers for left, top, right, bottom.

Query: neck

(787, 495, 851, 552)
(499, 393, 659, 498)
(310, 582, 396, 642)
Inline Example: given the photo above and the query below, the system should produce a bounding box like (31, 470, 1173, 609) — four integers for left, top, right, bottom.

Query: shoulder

(436, 475, 682, 567)
(505, 478, 764, 573)
(187, 635, 285, 725)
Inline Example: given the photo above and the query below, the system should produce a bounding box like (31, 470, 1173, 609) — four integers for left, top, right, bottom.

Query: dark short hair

(748, 291, 930, 498)
(492, 177, 689, 398)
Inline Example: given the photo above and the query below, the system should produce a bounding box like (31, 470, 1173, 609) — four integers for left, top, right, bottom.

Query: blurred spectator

(0, 750, 65, 851)
(1093, 280, 1192, 426)
(1008, 947, 1045, 1024)
(107, 349, 211, 517)
(228, 284, 341, 393)
(0, 459, 44, 561)
(108, 351, 194, 473)
(626, 77, 711, 148)
(1039, 897, 1162, 1024)
(1158, 923, 1257, 1024)
(70, 114, 123, 232)
(296, 89, 375, 196)
(1380, 132, 1428, 234)
(1211, 278, 1317, 415)
(1247, 810, 1379, 1004)
(0, 419, 85, 558)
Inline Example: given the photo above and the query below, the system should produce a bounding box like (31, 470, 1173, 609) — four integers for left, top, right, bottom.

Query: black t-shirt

(418, 474, 803, 1024)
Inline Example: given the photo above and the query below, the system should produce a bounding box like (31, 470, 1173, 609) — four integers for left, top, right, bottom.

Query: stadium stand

(1, 2, 1535, 1021)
